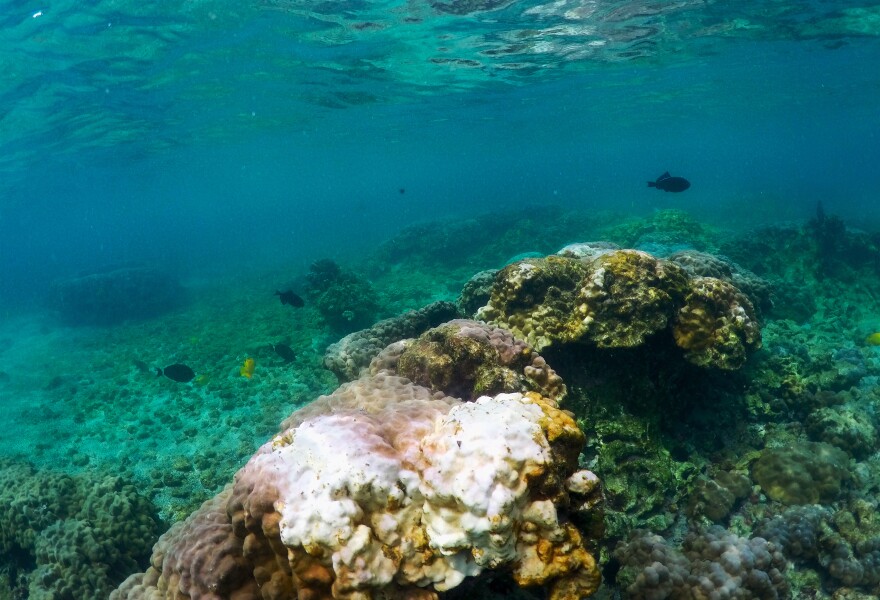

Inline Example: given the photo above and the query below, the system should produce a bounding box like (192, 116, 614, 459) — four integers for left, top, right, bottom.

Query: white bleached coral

(113, 375, 601, 600)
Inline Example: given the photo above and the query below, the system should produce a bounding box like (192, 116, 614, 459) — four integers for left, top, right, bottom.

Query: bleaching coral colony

(478, 249, 761, 370)
(113, 369, 602, 600)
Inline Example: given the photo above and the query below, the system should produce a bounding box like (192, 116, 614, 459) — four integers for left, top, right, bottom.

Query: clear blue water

(1, 0, 879, 306)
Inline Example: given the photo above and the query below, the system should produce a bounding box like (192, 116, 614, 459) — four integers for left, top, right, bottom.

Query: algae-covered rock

(585, 414, 700, 538)
(753, 442, 851, 505)
(306, 258, 382, 334)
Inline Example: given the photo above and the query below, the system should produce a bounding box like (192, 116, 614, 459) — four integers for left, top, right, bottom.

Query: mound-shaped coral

(756, 504, 880, 591)
(305, 258, 383, 334)
(576, 250, 689, 348)
(457, 269, 498, 317)
(614, 526, 790, 599)
(49, 264, 183, 326)
(0, 460, 159, 599)
(672, 276, 762, 370)
(752, 442, 851, 505)
(113, 374, 602, 600)
(478, 248, 761, 370)
(370, 319, 566, 402)
(323, 300, 461, 382)
(477, 255, 592, 351)
(666, 249, 774, 318)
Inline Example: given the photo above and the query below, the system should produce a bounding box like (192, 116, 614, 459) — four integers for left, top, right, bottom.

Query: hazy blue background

(1, 0, 879, 309)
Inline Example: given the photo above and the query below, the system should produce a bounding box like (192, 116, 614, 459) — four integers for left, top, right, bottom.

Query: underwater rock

(373, 318, 567, 402)
(752, 442, 851, 505)
(113, 374, 602, 600)
(49, 264, 183, 326)
(323, 300, 461, 382)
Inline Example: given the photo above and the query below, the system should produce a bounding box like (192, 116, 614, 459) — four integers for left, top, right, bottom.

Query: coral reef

(477, 254, 592, 350)
(0, 460, 159, 599)
(305, 259, 383, 334)
(601, 209, 718, 254)
(49, 264, 183, 326)
(613, 526, 790, 599)
(323, 300, 461, 382)
(806, 404, 879, 460)
(686, 470, 752, 523)
(672, 276, 762, 370)
(756, 503, 880, 592)
(666, 249, 774, 319)
(113, 374, 602, 600)
(371, 318, 567, 401)
(457, 268, 498, 317)
(479, 249, 761, 370)
(577, 250, 690, 349)
(752, 442, 851, 505)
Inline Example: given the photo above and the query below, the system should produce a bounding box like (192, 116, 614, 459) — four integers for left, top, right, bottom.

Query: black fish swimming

(272, 343, 297, 363)
(648, 171, 690, 193)
(157, 363, 195, 383)
(275, 290, 304, 308)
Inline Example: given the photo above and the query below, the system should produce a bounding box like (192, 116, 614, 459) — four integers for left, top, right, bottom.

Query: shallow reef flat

(2, 207, 880, 600)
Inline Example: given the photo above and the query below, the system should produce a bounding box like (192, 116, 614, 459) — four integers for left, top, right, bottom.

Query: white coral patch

(420, 393, 551, 570)
(270, 413, 419, 553)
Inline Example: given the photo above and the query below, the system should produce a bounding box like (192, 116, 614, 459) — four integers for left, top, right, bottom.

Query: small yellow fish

(865, 332, 880, 346)
(240, 357, 256, 378)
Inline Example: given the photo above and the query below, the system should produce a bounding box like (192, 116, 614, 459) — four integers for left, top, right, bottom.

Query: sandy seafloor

(3, 206, 880, 599)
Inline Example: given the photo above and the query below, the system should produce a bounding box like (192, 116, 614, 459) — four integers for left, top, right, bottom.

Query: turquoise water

(2, 1, 879, 306)
(2, 1, 880, 599)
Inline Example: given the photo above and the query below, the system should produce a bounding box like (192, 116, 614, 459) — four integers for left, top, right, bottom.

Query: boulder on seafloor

(49, 264, 183, 326)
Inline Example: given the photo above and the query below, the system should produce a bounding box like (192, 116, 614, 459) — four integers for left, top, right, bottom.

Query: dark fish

(648, 171, 690, 193)
(275, 290, 304, 308)
(399, 188, 405, 194)
(272, 343, 297, 363)
(157, 363, 195, 383)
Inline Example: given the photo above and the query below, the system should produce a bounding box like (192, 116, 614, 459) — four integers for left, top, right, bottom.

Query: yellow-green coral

(477, 256, 591, 350)
(672, 276, 762, 370)
(577, 250, 689, 348)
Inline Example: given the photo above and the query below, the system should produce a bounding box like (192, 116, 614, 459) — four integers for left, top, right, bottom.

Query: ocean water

(1, 1, 880, 599)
